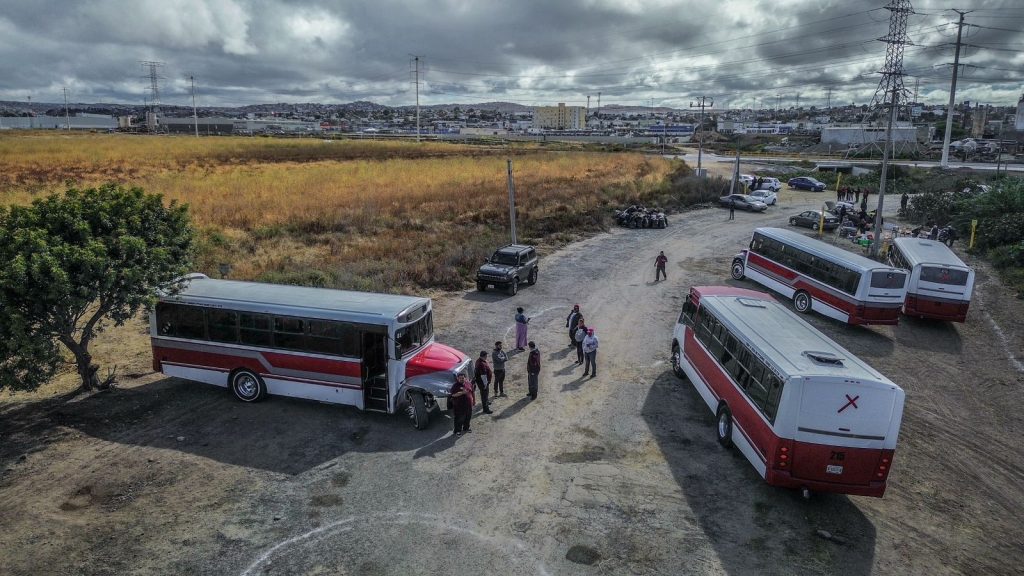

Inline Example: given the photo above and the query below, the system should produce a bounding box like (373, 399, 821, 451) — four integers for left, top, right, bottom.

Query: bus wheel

(671, 344, 687, 380)
(410, 393, 430, 430)
(793, 291, 812, 314)
(716, 405, 733, 448)
(507, 278, 519, 296)
(231, 369, 266, 402)
(730, 260, 745, 280)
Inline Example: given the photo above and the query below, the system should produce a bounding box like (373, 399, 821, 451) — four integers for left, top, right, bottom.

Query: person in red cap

(565, 304, 582, 347)
(582, 327, 599, 378)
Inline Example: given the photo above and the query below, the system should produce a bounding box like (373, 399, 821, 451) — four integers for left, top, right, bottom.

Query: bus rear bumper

(904, 296, 969, 322)
(766, 469, 888, 497)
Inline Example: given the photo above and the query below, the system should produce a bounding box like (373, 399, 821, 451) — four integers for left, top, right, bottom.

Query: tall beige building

(533, 103, 587, 130)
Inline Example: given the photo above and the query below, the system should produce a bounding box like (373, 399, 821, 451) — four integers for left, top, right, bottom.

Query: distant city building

(1016, 93, 1024, 132)
(820, 125, 920, 146)
(0, 115, 115, 130)
(533, 103, 586, 130)
(716, 120, 797, 134)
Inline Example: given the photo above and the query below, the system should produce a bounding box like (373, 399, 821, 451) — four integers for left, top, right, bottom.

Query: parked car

(789, 210, 839, 231)
(750, 189, 778, 206)
(718, 194, 768, 212)
(787, 176, 827, 191)
(739, 175, 782, 192)
(476, 244, 538, 295)
(825, 200, 855, 213)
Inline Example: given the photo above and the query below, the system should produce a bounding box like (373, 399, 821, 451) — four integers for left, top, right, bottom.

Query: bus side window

(764, 373, 784, 422)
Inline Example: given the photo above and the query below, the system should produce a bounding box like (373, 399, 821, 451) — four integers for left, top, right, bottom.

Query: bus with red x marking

(670, 286, 905, 497)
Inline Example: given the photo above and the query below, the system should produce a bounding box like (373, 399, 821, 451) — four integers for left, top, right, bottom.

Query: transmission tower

(140, 61, 165, 114)
(870, 0, 914, 257)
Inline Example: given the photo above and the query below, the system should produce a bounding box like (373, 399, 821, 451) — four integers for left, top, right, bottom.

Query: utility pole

(871, 0, 913, 257)
(63, 87, 71, 131)
(586, 95, 590, 120)
(190, 75, 199, 137)
(506, 159, 518, 244)
(597, 91, 601, 125)
(27, 95, 32, 129)
(940, 10, 969, 169)
(796, 93, 801, 110)
(690, 96, 712, 177)
(825, 87, 833, 111)
(412, 56, 421, 142)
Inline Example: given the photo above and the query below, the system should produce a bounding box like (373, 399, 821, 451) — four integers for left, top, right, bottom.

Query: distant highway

(676, 149, 1024, 173)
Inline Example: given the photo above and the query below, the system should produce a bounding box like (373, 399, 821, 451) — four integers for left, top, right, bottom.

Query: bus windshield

(396, 311, 434, 356)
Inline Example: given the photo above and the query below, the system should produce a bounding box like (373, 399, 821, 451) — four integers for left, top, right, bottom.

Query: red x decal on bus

(838, 394, 859, 413)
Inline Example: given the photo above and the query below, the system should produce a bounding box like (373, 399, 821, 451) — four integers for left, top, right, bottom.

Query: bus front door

(362, 332, 389, 412)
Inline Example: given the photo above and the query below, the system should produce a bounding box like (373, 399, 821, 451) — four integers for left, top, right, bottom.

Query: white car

(750, 189, 778, 206)
(739, 175, 782, 193)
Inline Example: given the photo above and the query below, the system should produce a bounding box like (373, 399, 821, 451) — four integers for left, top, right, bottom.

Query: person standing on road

(492, 341, 508, 398)
(655, 251, 668, 281)
(728, 198, 736, 221)
(565, 305, 581, 347)
(526, 341, 541, 400)
(854, 188, 860, 204)
(574, 316, 588, 365)
(449, 373, 473, 436)
(474, 351, 494, 414)
(582, 328, 599, 378)
(514, 307, 529, 351)
(900, 191, 909, 213)
(928, 224, 939, 240)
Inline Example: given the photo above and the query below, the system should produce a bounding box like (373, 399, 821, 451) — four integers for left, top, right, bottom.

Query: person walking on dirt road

(574, 316, 588, 365)
(527, 341, 541, 400)
(655, 251, 668, 281)
(474, 351, 494, 414)
(565, 305, 581, 347)
(449, 373, 474, 436)
(514, 307, 529, 351)
(492, 341, 508, 398)
(728, 199, 735, 220)
(582, 328, 599, 378)
(900, 192, 908, 213)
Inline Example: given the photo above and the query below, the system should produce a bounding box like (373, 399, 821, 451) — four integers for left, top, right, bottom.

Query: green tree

(0, 184, 194, 393)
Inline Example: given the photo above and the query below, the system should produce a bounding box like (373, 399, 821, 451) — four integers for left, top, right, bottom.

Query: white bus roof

(754, 227, 900, 273)
(891, 237, 971, 269)
(160, 275, 430, 321)
(703, 293, 898, 387)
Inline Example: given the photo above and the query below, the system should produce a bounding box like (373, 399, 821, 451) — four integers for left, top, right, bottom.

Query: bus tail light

(773, 440, 794, 471)
(875, 450, 895, 480)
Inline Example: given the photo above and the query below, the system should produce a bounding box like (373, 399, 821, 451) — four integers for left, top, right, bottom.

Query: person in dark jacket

(449, 373, 474, 436)
(655, 251, 668, 281)
(574, 316, 587, 365)
(728, 198, 735, 221)
(474, 351, 493, 414)
(492, 341, 508, 398)
(565, 305, 581, 347)
(526, 341, 540, 400)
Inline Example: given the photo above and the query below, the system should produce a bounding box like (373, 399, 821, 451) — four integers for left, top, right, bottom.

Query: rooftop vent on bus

(736, 298, 767, 308)
(803, 351, 845, 366)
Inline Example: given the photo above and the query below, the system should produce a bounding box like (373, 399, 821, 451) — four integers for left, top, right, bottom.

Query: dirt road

(2, 192, 1022, 575)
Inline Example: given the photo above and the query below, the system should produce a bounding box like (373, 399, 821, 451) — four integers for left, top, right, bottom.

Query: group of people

(747, 177, 767, 192)
(837, 186, 872, 207)
(448, 304, 598, 437)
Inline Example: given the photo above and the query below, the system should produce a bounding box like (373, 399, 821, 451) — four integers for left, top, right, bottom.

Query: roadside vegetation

(0, 133, 682, 294)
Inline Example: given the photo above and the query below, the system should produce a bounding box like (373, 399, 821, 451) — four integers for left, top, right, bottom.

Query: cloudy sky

(0, 0, 1021, 109)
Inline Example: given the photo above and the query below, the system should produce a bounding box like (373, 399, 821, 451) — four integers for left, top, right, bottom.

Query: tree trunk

(63, 336, 99, 391)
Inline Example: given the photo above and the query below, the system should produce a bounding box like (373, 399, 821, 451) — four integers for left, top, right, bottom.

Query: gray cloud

(0, 0, 1021, 109)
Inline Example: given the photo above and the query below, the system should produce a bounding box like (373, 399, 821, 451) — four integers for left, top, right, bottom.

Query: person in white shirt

(582, 328, 599, 379)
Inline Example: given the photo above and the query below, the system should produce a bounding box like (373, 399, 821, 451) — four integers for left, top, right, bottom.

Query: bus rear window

(870, 270, 906, 289)
(920, 266, 969, 286)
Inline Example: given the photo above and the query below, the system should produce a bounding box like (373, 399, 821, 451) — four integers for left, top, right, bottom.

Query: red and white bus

(731, 227, 908, 325)
(150, 274, 471, 429)
(887, 237, 974, 322)
(670, 286, 905, 497)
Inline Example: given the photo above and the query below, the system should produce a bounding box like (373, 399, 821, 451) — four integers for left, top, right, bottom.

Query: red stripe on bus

(262, 352, 362, 378)
(155, 346, 265, 376)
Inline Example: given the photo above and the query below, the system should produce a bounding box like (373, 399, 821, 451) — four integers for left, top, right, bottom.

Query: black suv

(476, 244, 538, 295)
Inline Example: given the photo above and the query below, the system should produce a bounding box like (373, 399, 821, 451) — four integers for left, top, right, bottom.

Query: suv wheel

(476, 281, 487, 292)
(508, 278, 519, 296)
(527, 268, 537, 285)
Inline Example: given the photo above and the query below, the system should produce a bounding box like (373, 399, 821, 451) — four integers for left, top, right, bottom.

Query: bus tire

(231, 369, 266, 403)
(507, 277, 519, 296)
(716, 404, 733, 448)
(730, 260, 745, 280)
(793, 290, 812, 314)
(411, 393, 430, 430)
(671, 343, 687, 380)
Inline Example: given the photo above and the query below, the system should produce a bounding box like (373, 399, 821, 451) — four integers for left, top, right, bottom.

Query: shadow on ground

(641, 371, 877, 576)
(0, 377, 449, 476)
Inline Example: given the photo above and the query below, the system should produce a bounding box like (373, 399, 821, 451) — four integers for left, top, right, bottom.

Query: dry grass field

(0, 133, 674, 293)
